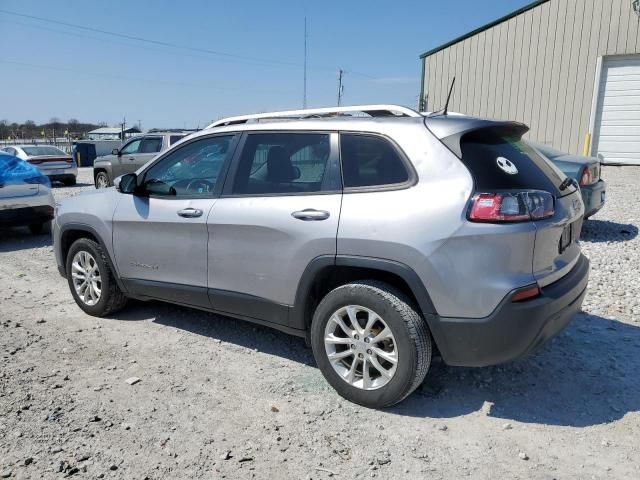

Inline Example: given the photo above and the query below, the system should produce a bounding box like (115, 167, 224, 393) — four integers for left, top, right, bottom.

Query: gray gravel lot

(1, 167, 639, 479)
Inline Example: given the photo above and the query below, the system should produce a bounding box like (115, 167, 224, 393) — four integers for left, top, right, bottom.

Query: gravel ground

(1, 167, 639, 479)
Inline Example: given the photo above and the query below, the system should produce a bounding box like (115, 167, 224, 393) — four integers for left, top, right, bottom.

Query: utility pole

(337, 69, 344, 106)
(303, 16, 308, 109)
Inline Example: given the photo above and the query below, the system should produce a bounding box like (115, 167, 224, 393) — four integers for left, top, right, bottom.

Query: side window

(141, 135, 234, 197)
(120, 139, 142, 155)
(139, 137, 163, 154)
(232, 133, 331, 195)
(340, 134, 409, 188)
(170, 135, 186, 145)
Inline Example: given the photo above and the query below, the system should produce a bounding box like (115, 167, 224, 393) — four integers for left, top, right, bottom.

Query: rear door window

(340, 134, 409, 188)
(139, 137, 163, 154)
(170, 135, 186, 145)
(231, 133, 333, 195)
(458, 128, 573, 196)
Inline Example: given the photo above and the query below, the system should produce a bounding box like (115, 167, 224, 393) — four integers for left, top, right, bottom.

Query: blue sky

(1, 0, 532, 128)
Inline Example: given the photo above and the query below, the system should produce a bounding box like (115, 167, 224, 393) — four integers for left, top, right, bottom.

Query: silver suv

(93, 131, 192, 188)
(53, 105, 589, 407)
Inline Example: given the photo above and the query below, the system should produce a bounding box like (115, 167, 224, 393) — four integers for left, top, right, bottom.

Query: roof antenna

(443, 76, 456, 116)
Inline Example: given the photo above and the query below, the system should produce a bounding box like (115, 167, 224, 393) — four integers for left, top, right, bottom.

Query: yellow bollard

(582, 133, 592, 157)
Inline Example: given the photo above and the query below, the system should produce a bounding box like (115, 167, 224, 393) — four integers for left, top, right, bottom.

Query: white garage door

(592, 55, 640, 165)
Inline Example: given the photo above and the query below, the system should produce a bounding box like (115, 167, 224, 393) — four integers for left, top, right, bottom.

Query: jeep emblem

(496, 157, 518, 175)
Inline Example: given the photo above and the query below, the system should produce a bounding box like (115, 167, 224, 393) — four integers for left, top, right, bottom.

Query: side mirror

(117, 173, 138, 194)
(112, 148, 120, 156)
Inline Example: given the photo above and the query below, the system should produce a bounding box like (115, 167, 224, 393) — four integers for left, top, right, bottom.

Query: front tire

(310, 281, 432, 408)
(65, 238, 128, 316)
(95, 171, 110, 189)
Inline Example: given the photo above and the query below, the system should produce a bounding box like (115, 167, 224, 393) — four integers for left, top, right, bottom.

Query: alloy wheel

(71, 251, 102, 306)
(323, 305, 398, 390)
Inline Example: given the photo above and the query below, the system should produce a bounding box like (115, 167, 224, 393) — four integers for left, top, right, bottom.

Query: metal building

(419, 0, 640, 165)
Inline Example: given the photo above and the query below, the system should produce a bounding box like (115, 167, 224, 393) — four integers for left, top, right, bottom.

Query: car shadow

(110, 301, 639, 427)
(581, 219, 638, 242)
(392, 312, 640, 427)
(0, 227, 52, 252)
(110, 300, 315, 367)
(51, 181, 93, 188)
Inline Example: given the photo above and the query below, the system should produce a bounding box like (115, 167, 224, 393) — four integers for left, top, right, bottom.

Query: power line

(7, 18, 296, 70)
(0, 8, 304, 68)
(0, 59, 292, 95)
(0, 8, 382, 80)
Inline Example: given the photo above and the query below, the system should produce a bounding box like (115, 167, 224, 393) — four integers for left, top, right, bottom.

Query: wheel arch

(291, 255, 439, 333)
(59, 223, 127, 293)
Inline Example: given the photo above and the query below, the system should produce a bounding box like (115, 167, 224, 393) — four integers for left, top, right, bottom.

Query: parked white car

(0, 152, 55, 234)
(1, 145, 77, 186)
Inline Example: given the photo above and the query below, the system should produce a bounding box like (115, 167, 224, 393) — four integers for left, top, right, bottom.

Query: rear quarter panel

(337, 123, 540, 319)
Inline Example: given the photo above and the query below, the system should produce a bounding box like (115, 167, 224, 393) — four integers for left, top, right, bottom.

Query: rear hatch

(440, 122, 584, 287)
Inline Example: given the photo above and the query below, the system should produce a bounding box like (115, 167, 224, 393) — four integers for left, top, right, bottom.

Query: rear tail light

(468, 191, 554, 223)
(65, 157, 74, 163)
(579, 166, 592, 187)
(511, 285, 541, 302)
(27, 158, 43, 165)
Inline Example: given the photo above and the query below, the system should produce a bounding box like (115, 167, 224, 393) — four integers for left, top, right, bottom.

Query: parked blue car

(530, 142, 606, 219)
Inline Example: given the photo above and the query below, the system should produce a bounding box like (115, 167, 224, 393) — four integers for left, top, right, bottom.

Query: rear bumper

(582, 179, 606, 218)
(0, 205, 54, 227)
(39, 165, 78, 180)
(430, 254, 589, 367)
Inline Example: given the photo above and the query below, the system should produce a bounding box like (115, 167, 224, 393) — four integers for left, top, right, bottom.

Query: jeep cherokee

(53, 105, 589, 408)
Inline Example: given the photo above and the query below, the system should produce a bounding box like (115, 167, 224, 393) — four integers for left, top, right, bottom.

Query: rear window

(21, 146, 66, 156)
(458, 128, 572, 195)
(170, 135, 186, 145)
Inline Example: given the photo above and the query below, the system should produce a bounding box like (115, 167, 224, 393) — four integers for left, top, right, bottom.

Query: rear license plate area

(559, 219, 582, 253)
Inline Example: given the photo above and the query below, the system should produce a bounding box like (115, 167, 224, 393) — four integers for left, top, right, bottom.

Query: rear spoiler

(425, 117, 529, 158)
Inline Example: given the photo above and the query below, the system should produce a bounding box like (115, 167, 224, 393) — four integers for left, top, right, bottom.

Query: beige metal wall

(421, 0, 640, 155)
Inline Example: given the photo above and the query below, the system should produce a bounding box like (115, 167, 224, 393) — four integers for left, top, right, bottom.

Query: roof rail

(206, 104, 421, 129)
(147, 128, 200, 133)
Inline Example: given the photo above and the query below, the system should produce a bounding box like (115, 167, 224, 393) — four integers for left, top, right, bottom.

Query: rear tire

(64, 176, 77, 186)
(65, 238, 128, 317)
(310, 280, 431, 408)
(95, 171, 110, 189)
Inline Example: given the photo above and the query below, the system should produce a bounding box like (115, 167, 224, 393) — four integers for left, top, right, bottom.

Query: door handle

(177, 208, 203, 218)
(291, 209, 330, 221)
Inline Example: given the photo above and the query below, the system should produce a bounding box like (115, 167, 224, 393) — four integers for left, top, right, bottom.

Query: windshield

(22, 146, 66, 156)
